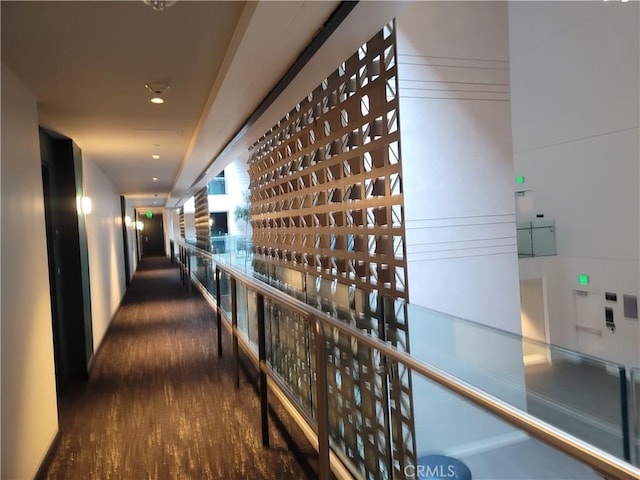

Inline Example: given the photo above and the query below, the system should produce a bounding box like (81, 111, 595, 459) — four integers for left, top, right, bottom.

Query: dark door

(40, 130, 93, 396)
(142, 214, 165, 256)
(42, 164, 65, 393)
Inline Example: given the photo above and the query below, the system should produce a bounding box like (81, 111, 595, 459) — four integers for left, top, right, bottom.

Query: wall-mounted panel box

(623, 294, 638, 319)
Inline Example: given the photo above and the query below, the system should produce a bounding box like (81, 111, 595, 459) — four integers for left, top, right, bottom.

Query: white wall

(83, 157, 127, 351)
(510, 1, 640, 369)
(207, 157, 252, 236)
(395, 1, 525, 459)
(397, 1, 522, 334)
(1, 64, 59, 480)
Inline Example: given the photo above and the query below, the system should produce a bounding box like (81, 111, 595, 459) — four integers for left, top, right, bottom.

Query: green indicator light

(578, 274, 589, 286)
(516, 176, 525, 184)
(146, 211, 153, 219)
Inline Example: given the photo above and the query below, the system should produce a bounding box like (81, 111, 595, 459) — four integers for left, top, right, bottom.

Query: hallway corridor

(39, 257, 318, 480)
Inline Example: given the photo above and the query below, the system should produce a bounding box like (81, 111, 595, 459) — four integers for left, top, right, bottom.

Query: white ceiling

(1, 1, 407, 209)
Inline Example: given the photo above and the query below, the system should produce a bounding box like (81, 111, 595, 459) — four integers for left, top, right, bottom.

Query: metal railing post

(186, 250, 192, 292)
(215, 267, 222, 357)
(257, 292, 270, 447)
(231, 277, 239, 388)
(313, 318, 330, 479)
(620, 367, 631, 461)
(182, 248, 187, 286)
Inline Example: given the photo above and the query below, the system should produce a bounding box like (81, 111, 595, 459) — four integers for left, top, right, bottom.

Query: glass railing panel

(218, 270, 232, 317)
(531, 220, 556, 256)
(321, 322, 396, 479)
(235, 281, 249, 338)
(517, 220, 557, 257)
(632, 367, 640, 466)
(176, 239, 634, 471)
(523, 346, 627, 460)
(192, 250, 215, 294)
(405, 372, 602, 480)
(404, 303, 628, 459)
(516, 221, 534, 257)
(264, 298, 314, 413)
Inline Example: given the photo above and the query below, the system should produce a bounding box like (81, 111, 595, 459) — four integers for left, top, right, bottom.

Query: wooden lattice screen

(194, 186, 210, 251)
(248, 23, 408, 301)
(179, 207, 185, 239)
(247, 23, 416, 479)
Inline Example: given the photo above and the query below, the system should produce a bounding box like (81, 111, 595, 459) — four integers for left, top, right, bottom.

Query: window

(207, 171, 226, 195)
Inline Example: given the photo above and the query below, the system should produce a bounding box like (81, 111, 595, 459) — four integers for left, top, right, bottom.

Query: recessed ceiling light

(152, 177, 159, 182)
(145, 82, 169, 105)
(144, 0, 177, 12)
(152, 154, 160, 159)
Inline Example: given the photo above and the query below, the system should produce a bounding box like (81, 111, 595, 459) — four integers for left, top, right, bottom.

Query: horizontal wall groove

(401, 87, 509, 94)
(397, 61, 509, 71)
(399, 95, 510, 102)
(408, 235, 517, 247)
(407, 240, 517, 254)
(397, 52, 509, 63)
(409, 248, 518, 263)
(513, 125, 640, 155)
(406, 215, 516, 229)
(400, 79, 510, 87)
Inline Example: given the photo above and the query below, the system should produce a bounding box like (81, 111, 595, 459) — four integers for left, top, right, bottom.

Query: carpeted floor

(39, 256, 318, 480)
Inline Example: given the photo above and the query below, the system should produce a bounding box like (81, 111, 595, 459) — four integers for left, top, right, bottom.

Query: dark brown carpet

(39, 256, 318, 480)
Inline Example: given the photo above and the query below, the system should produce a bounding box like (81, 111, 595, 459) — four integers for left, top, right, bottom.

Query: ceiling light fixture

(153, 177, 159, 182)
(143, 1, 177, 12)
(145, 82, 170, 104)
(152, 154, 160, 159)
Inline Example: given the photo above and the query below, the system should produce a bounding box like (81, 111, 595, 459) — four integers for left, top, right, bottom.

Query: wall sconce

(136, 221, 144, 231)
(78, 196, 92, 214)
(125, 215, 132, 227)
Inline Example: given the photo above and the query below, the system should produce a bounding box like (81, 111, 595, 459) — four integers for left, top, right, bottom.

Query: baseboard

(443, 431, 529, 458)
(34, 430, 61, 479)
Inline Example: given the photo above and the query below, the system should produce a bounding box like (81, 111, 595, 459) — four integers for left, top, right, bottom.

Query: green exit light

(516, 176, 525, 184)
(146, 211, 153, 219)
(578, 274, 589, 285)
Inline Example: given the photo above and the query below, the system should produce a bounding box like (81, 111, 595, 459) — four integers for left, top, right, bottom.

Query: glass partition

(405, 304, 628, 460)
(177, 239, 635, 477)
(517, 220, 557, 257)
(408, 372, 603, 480)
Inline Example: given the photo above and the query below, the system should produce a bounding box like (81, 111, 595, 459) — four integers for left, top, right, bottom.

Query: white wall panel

(398, 1, 521, 332)
(83, 157, 126, 351)
(1, 64, 59, 480)
(396, 1, 524, 460)
(510, 1, 640, 369)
